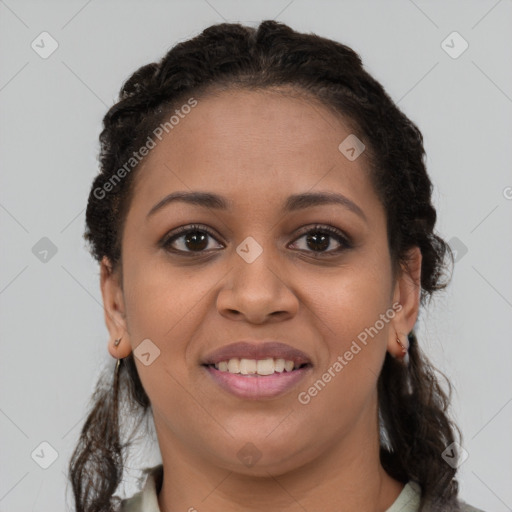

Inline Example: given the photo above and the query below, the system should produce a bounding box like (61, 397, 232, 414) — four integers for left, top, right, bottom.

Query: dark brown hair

(69, 20, 460, 512)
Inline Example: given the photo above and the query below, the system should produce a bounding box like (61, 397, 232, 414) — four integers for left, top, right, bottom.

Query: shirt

(120, 464, 485, 512)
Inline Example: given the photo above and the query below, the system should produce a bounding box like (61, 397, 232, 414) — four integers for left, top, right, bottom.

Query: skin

(101, 88, 422, 512)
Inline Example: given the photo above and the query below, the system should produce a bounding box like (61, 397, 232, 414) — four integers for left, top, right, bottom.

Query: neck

(155, 408, 404, 512)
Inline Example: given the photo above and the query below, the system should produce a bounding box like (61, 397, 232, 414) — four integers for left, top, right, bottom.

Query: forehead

(129, 88, 381, 219)
(145, 88, 354, 166)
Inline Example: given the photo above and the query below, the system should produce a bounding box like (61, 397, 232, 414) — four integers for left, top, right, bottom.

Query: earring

(114, 338, 123, 386)
(395, 332, 409, 365)
(396, 335, 407, 354)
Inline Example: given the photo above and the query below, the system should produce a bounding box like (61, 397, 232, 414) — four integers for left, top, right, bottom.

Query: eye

(160, 223, 352, 257)
(160, 224, 224, 254)
(289, 224, 352, 255)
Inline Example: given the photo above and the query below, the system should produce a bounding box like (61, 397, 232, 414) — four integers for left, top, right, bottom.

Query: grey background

(1, 1, 511, 511)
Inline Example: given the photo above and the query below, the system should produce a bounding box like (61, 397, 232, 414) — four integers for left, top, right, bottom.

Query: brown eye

(182, 230, 209, 251)
(290, 225, 351, 255)
(161, 225, 223, 254)
(305, 232, 330, 252)
(161, 224, 351, 257)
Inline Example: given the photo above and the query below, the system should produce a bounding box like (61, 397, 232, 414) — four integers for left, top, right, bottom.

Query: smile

(202, 359, 313, 399)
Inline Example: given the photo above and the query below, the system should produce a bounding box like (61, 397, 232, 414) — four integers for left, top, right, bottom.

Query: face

(102, 88, 421, 476)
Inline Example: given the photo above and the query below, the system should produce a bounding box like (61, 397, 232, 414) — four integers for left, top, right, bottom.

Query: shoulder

(387, 481, 487, 512)
(119, 464, 163, 512)
(120, 491, 143, 512)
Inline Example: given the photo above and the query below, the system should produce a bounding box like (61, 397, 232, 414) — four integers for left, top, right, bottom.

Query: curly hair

(69, 20, 460, 512)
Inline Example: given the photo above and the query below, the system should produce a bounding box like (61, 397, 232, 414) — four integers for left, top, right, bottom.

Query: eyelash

(160, 223, 352, 257)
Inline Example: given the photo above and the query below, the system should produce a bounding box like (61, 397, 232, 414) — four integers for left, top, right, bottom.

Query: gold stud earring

(114, 337, 122, 347)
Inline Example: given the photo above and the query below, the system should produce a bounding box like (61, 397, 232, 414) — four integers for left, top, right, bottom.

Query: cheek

(303, 258, 392, 397)
(122, 258, 226, 386)
(123, 259, 205, 338)
(295, 276, 391, 431)
(312, 258, 392, 339)
(121, 261, 211, 412)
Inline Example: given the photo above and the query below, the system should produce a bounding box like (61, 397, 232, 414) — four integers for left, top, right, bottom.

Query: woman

(69, 20, 485, 512)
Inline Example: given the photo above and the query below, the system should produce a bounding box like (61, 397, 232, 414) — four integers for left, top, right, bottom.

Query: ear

(100, 256, 132, 359)
(387, 246, 422, 358)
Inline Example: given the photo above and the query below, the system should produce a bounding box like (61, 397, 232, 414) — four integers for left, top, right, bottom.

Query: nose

(216, 244, 299, 324)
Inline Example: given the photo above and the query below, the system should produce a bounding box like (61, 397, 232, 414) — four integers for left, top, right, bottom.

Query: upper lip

(202, 341, 313, 366)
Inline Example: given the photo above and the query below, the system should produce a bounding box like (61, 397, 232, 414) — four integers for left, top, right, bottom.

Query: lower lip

(203, 365, 312, 399)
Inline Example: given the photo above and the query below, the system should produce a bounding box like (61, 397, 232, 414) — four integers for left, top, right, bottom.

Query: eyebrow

(146, 190, 367, 221)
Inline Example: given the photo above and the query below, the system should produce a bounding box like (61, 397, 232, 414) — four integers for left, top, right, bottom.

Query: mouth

(201, 362, 313, 399)
(202, 358, 312, 375)
(201, 340, 312, 368)
(200, 341, 313, 399)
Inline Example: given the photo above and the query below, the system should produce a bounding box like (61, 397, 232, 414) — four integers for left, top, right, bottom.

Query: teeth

(284, 360, 294, 372)
(274, 358, 285, 372)
(227, 358, 239, 373)
(213, 357, 302, 375)
(257, 358, 275, 376)
(240, 358, 257, 375)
